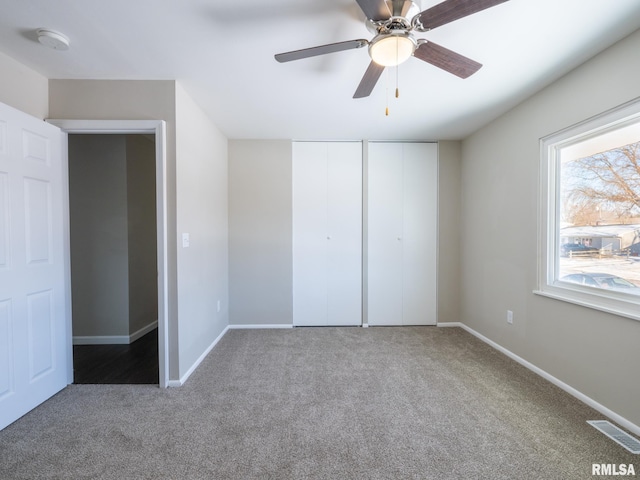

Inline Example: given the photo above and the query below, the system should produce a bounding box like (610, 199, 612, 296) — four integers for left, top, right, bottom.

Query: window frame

(536, 97, 640, 322)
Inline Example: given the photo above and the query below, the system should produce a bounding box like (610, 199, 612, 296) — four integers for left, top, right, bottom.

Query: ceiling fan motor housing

(364, 1, 421, 66)
(365, 0, 421, 32)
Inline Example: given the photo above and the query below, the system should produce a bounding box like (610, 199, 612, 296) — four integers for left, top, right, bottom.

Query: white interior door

(0, 102, 68, 430)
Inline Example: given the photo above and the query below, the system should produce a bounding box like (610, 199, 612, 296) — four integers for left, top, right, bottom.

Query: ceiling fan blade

(413, 41, 482, 78)
(353, 61, 385, 98)
(414, 0, 509, 31)
(275, 39, 368, 63)
(355, 0, 391, 21)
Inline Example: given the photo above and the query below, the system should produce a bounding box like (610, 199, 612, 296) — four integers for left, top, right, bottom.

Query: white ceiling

(1, 0, 640, 141)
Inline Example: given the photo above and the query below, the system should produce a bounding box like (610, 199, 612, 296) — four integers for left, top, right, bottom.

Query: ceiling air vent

(588, 420, 640, 454)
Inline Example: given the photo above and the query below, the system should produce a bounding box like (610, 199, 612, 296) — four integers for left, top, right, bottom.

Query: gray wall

(437, 141, 462, 325)
(69, 135, 130, 337)
(126, 135, 158, 335)
(460, 29, 640, 427)
(0, 50, 48, 119)
(228, 140, 293, 326)
(68, 134, 157, 339)
(175, 84, 228, 378)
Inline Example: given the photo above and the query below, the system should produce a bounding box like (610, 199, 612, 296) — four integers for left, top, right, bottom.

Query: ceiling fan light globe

(369, 34, 415, 67)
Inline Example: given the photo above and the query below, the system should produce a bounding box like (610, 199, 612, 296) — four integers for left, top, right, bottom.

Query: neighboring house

(561, 224, 640, 252)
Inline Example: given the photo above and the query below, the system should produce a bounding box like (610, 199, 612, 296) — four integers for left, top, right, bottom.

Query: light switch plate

(182, 233, 190, 248)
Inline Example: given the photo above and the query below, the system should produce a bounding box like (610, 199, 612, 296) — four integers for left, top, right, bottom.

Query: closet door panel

(293, 141, 362, 327)
(402, 143, 438, 325)
(293, 142, 328, 326)
(327, 142, 362, 326)
(368, 143, 403, 326)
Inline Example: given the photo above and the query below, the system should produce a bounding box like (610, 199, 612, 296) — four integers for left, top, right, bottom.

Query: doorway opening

(47, 119, 169, 388)
(68, 134, 158, 384)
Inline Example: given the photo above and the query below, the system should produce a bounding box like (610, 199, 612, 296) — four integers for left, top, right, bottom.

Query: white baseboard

(73, 320, 158, 345)
(73, 335, 129, 345)
(436, 322, 463, 328)
(130, 321, 158, 343)
(438, 322, 640, 437)
(228, 324, 293, 329)
(168, 326, 230, 387)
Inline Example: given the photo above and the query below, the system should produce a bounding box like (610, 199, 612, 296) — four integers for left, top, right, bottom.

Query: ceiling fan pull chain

(385, 68, 390, 116)
(396, 38, 400, 98)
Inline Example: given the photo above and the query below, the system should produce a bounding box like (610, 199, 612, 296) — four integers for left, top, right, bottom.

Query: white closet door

(327, 143, 362, 326)
(367, 143, 403, 326)
(367, 142, 437, 326)
(402, 143, 437, 325)
(293, 143, 328, 327)
(293, 142, 362, 327)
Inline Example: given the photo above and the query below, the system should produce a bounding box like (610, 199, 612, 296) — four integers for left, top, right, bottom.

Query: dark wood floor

(73, 329, 159, 384)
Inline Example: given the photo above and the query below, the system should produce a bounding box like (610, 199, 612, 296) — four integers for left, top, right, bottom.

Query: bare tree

(563, 141, 640, 224)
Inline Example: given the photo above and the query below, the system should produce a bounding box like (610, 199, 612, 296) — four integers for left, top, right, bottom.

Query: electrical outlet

(507, 310, 513, 325)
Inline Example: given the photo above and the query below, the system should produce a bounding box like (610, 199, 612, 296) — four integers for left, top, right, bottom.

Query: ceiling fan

(275, 0, 509, 98)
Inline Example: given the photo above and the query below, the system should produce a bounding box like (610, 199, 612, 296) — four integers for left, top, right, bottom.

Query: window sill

(533, 286, 640, 322)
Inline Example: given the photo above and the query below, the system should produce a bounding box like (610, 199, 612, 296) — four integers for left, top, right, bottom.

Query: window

(537, 98, 640, 321)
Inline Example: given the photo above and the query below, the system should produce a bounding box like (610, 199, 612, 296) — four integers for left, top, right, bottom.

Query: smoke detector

(36, 29, 70, 51)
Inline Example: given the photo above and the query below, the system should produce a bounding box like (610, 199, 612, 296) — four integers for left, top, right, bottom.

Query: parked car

(560, 243, 598, 257)
(560, 273, 640, 293)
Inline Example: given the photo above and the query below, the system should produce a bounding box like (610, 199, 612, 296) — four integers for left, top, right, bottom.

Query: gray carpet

(0, 326, 636, 479)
